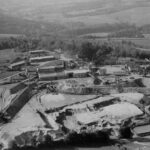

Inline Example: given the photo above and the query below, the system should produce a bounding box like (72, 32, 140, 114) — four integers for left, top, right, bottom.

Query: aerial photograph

(0, 0, 150, 150)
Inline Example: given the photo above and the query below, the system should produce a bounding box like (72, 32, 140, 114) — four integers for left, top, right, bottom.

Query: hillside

(0, 0, 150, 36)
(0, 11, 66, 35)
(0, 0, 150, 27)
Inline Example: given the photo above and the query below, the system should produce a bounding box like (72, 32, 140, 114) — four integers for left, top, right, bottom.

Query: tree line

(77, 40, 150, 65)
(1, 36, 150, 65)
(0, 36, 41, 51)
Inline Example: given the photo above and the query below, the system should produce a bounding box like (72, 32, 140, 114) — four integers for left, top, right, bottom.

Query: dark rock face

(120, 127, 133, 139)
(10, 130, 53, 149)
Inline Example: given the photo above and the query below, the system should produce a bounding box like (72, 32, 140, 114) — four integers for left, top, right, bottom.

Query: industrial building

(65, 69, 90, 78)
(39, 72, 67, 81)
(38, 69, 90, 81)
(29, 50, 50, 57)
(38, 65, 64, 74)
(40, 60, 65, 67)
(30, 56, 56, 64)
(8, 61, 26, 71)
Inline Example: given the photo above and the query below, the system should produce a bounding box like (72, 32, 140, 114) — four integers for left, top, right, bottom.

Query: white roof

(29, 50, 48, 53)
(38, 66, 56, 70)
(30, 56, 54, 60)
(65, 69, 89, 74)
(39, 73, 57, 78)
(9, 61, 25, 67)
(100, 65, 125, 74)
(134, 125, 150, 134)
(39, 72, 65, 78)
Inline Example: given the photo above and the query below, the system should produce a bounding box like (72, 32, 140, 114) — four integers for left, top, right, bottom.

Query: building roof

(100, 65, 125, 75)
(30, 56, 55, 61)
(29, 50, 49, 54)
(9, 61, 25, 68)
(134, 125, 150, 134)
(38, 66, 56, 70)
(39, 73, 57, 78)
(39, 60, 64, 67)
(118, 57, 134, 61)
(39, 72, 66, 78)
(65, 69, 90, 74)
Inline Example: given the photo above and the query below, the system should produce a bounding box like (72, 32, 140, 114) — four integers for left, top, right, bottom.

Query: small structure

(99, 69, 107, 75)
(127, 62, 140, 73)
(38, 65, 64, 74)
(54, 49, 62, 54)
(117, 57, 134, 65)
(39, 72, 67, 81)
(38, 66, 56, 74)
(133, 124, 150, 137)
(40, 60, 65, 67)
(100, 65, 126, 75)
(65, 69, 90, 78)
(29, 50, 49, 57)
(39, 69, 90, 81)
(8, 61, 26, 71)
(30, 56, 55, 64)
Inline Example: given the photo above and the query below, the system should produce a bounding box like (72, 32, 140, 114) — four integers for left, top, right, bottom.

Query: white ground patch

(111, 93, 144, 105)
(0, 88, 17, 112)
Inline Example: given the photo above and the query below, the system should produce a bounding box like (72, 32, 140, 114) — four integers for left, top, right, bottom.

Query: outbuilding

(8, 61, 26, 71)
(30, 56, 55, 64)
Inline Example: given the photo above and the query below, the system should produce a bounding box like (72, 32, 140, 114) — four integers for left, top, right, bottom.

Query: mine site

(1, 0, 150, 150)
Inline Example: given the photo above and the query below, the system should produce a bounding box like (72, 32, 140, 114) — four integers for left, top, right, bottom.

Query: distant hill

(0, 0, 150, 27)
(0, 0, 150, 36)
(68, 23, 137, 36)
(0, 12, 66, 35)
